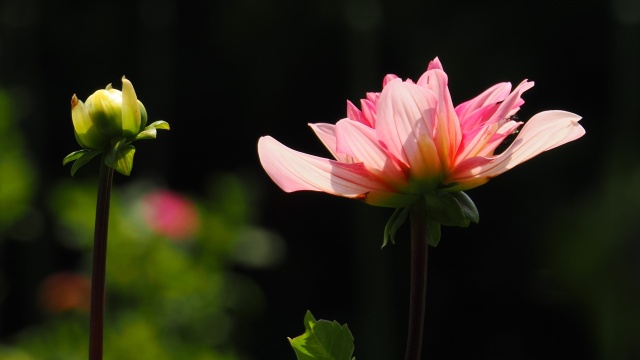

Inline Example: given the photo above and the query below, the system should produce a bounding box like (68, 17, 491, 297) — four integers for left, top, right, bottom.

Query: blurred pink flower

(258, 58, 584, 207)
(38, 272, 91, 313)
(141, 190, 200, 240)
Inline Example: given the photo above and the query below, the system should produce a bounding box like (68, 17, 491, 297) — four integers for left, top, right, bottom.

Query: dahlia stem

(89, 157, 113, 360)
(405, 200, 429, 360)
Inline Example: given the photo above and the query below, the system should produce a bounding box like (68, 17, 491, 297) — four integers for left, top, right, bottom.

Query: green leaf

(382, 206, 410, 248)
(289, 311, 355, 360)
(148, 120, 170, 130)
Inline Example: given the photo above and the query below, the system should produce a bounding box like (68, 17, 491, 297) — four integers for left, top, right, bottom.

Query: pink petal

(485, 80, 534, 126)
(257, 136, 390, 197)
(453, 80, 534, 163)
(417, 68, 462, 169)
(308, 123, 352, 163)
(383, 74, 399, 87)
(360, 98, 378, 128)
(475, 120, 523, 157)
(376, 79, 439, 165)
(334, 119, 408, 184)
(346, 100, 362, 122)
(427, 57, 444, 71)
(448, 110, 585, 187)
(455, 82, 512, 127)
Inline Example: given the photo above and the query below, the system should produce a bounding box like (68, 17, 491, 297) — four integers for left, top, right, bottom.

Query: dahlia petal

(455, 82, 512, 127)
(427, 57, 444, 71)
(346, 100, 362, 122)
(383, 74, 399, 87)
(257, 136, 390, 197)
(376, 79, 438, 168)
(335, 119, 407, 183)
(416, 68, 462, 168)
(360, 98, 377, 128)
(309, 123, 352, 163)
(486, 80, 534, 125)
(454, 80, 535, 163)
(449, 110, 584, 185)
(476, 120, 523, 157)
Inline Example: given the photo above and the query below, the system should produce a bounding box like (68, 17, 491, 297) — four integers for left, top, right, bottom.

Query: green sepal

(382, 206, 410, 248)
(105, 139, 136, 176)
(63, 150, 89, 166)
(289, 310, 355, 360)
(63, 149, 102, 176)
(423, 191, 479, 227)
(426, 218, 442, 247)
(449, 191, 479, 224)
(148, 120, 170, 130)
(135, 120, 170, 140)
(135, 126, 157, 140)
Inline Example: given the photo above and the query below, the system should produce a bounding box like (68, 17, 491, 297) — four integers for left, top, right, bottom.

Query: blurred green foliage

(0, 170, 283, 359)
(0, 89, 36, 236)
(1, 171, 284, 359)
(0, 88, 283, 360)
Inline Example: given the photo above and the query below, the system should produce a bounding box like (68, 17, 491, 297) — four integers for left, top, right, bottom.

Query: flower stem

(89, 157, 113, 360)
(405, 200, 429, 360)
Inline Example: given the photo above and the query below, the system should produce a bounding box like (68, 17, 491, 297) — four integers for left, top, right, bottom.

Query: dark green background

(1, 0, 639, 359)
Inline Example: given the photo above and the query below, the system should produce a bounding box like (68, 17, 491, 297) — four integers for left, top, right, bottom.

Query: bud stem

(89, 156, 113, 360)
(405, 200, 429, 360)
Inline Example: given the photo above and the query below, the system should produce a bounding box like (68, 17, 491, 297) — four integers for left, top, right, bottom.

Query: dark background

(1, 0, 639, 359)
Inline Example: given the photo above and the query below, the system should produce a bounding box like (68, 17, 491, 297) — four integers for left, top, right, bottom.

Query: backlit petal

(309, 123, 351, 163)
(455, 82, 512, 129)
(257, 136, 390, 197)
(417, 68, 462, 169)
(335, 119, 407, 184)
(449, 110, 584, 186)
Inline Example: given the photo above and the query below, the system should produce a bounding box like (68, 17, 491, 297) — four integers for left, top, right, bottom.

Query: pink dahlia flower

(258, 58, 584, 208)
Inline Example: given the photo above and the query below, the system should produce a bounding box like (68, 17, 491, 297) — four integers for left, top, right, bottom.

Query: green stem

(405, 201, 429, 360)
(89, 158, 113, 360)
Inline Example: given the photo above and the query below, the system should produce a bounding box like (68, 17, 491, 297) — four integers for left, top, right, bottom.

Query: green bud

(71, 76, 145, 150)
(66, 76, 169, 176)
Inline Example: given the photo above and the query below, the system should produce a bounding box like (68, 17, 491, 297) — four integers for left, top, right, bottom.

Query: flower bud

(71, 76, 145, 150)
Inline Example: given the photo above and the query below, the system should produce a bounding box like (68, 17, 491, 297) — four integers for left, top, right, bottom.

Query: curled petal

(448, 110, 585, 188)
